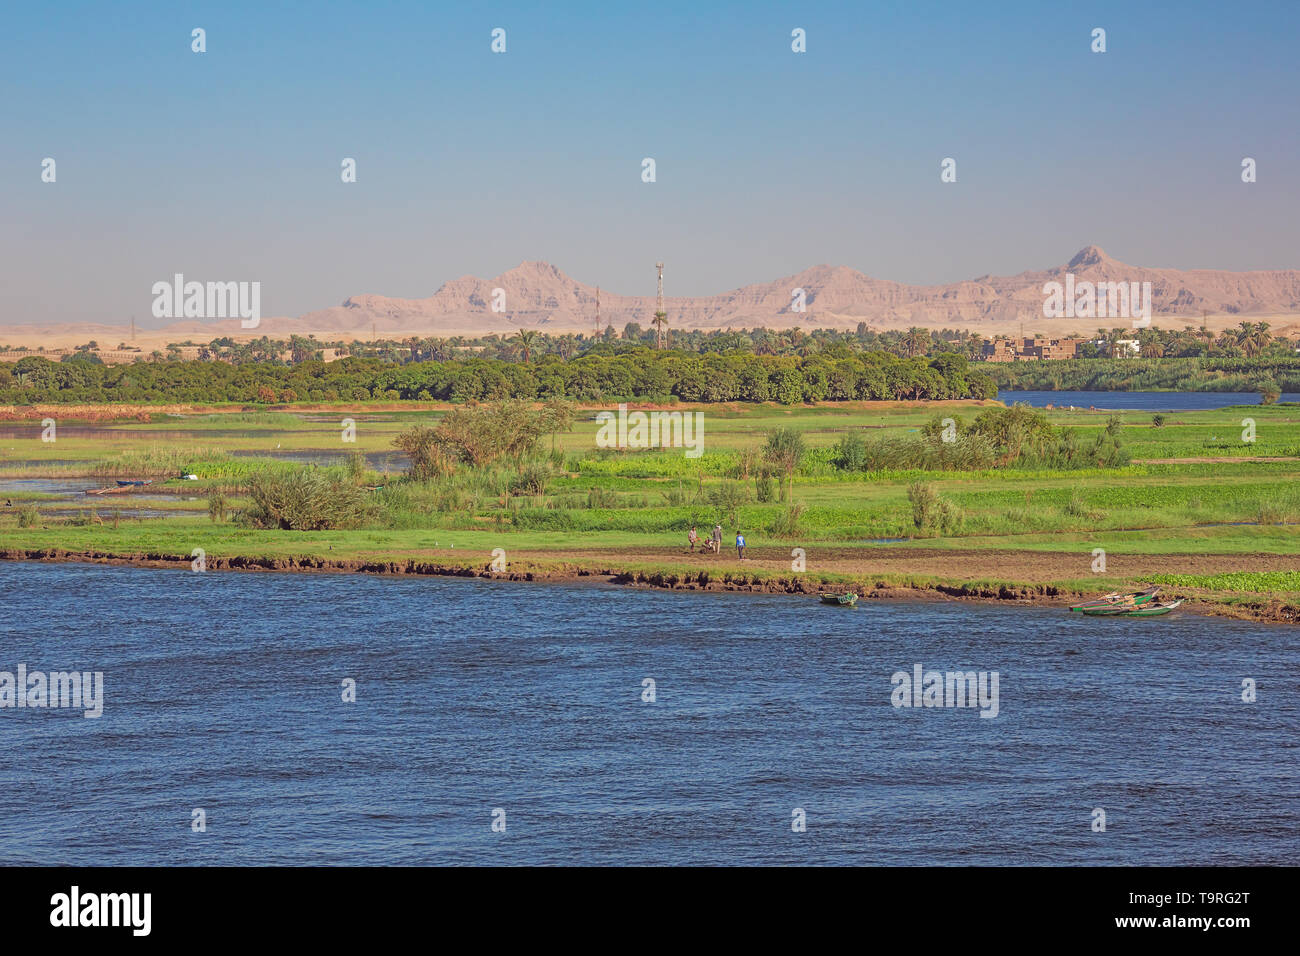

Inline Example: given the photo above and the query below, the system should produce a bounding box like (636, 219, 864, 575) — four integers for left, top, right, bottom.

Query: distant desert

(3, 245, 1299, 350)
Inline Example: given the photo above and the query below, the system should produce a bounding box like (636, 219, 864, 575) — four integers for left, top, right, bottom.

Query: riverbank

(5, 541, 1298, 624)
(6, 400, 1300, 625)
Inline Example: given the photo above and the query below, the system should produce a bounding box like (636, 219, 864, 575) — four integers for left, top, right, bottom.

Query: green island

(4, 351, 1299, 623)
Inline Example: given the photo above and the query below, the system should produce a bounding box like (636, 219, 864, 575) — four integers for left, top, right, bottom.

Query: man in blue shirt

(735, 531, 746, 560)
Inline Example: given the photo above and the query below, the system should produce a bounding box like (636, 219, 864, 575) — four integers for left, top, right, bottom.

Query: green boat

(1119, 599, 1183, 617)
(820, 592, 858, 607)
(1080, 599, 1183, 618)
(1069, 586, 1160, 613)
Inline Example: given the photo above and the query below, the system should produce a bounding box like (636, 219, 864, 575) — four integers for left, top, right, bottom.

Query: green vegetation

(4, 398, 1300, 620)
(1, 348, 992, 405)
(1151, 571, 1300, 592)
(242, 468, 372, 531)
(992, 355, 1300, 393)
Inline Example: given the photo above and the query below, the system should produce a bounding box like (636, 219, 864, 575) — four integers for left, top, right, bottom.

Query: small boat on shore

(820, 592, 858, 607)
(115, 479, 153, 487)
(1084, 599, 1183, 618)
(1069, 586, 1160, 613)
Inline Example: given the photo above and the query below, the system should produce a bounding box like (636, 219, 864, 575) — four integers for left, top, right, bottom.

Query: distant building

(982, 336, 1084, 362)
(982, 340, 1020, 362)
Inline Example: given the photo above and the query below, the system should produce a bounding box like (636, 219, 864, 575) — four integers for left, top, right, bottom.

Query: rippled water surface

(0, 563, 1295, 865)
(999, 390, 1300, 411)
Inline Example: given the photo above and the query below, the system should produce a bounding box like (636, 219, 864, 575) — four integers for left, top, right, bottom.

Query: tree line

(0, 348, 995, 405)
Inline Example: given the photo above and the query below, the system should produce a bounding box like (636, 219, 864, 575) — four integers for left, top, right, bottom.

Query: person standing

(688, 525, 698, 552)
(712, 524, 723, 554)
(735, 530, 746, 560)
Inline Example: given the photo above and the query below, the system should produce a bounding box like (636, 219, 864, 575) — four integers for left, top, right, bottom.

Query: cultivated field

(3, 400, 1299, 621)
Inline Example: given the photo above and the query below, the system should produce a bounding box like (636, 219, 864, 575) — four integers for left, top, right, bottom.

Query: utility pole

(595, 286, 601, 339)
(130, 315, 136, 344)
(654, 262, 666, 349)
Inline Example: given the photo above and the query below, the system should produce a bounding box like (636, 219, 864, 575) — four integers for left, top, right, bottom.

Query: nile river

(0, 563, 1295, 865)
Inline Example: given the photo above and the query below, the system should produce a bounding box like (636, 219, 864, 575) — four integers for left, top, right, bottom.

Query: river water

(999, 390, 1300, 411)
(0, 563, 1295, 865)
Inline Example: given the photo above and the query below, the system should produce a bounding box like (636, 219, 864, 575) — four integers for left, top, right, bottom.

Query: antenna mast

(654, 262, 666, 349)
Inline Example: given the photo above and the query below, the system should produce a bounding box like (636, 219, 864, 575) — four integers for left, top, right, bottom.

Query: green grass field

(4, 400, 1300, 619)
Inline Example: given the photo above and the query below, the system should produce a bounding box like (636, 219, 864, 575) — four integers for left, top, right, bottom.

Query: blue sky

(3, 0, 1297, 326)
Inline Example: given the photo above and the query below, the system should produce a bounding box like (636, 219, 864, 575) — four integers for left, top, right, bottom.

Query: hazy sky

(3, 0, 1298, 327)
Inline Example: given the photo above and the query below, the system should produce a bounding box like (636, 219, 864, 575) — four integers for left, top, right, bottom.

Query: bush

(755, 474, 776, 502)
(241, 468, 372, 530)
(17, 506, 39, 528)
(509, 461, 553, 496)
(710, 481, 751, 524)
(768, 502, 805, 538)
(345, 449, 367, 483)
(833, 434, 868, 471)
(207, 491, 227, 523)
(586, 486, 618, 509)
(907, 482, 962, 535)
(1152, 414, 1166, 428)
(763, 427, 806, 479)
(392, 425, 447, 481)
(406, 400, 574, 469)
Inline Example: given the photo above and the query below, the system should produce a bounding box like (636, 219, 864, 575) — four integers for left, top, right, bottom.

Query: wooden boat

(1069, 586, 1159, 613)
(1080, 599, 1182, 618)
(1117, 599, 1183, 617)
(820, 592, 858, 607)
(115, 479, 153, 487)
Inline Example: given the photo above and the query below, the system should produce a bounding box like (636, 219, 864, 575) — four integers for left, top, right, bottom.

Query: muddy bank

(4, 545, 1297, 625)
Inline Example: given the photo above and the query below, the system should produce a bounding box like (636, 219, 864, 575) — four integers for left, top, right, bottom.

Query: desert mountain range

(7, 246, 1300, 348)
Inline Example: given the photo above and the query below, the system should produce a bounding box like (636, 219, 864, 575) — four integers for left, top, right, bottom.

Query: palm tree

(903, 327, 929, 358)
(651, 311, 669, 349)
(1248, 321, 1268, 356)
(514, 329, 536, 363)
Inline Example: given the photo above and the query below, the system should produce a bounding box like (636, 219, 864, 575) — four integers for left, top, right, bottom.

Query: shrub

(392, 425, 447, 481)
(345, 449, 367, 484)
(907, 482, 962, 535)
(763, 427, 806, 497)
(586, 486, 618, 509)
(403, 399, 574, 469)
(768, 502, 806, 538)
(755, 474, 776, 502)
(735, 446, 761, 479)
(509, 461, 553, 496)
(833, 434, 868, 471)
(710, 481, 751, 525)
(241, 468, 372, 530)
(17, 506, 39, 528)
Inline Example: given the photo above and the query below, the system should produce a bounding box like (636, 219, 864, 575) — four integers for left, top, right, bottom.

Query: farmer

(712, 524, 723, 554)
(688, 524, 698, 552)
(735, 531, 746, 560)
